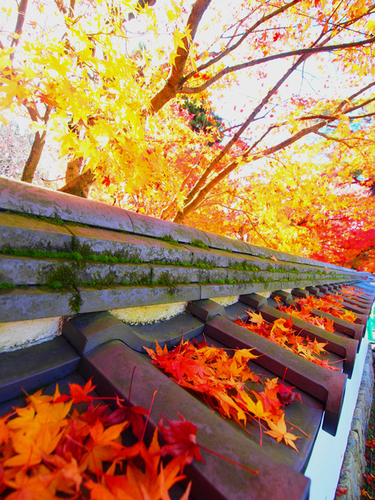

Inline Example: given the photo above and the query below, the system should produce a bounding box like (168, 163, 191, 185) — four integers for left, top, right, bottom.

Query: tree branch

(349, 112, 375, 120)
(10, 0, 28, 60)
(150, 0, 212, 113)
(313, 131, 355, 148)
(181, 0, 303, 83)
(175, 53, 309, 219)
(174, 74, 375, 223)
(180, 36, 375, 95)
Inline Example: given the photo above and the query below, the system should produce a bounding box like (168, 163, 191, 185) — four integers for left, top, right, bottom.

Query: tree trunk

(21, 104, 52, 183)
(21, 130, 47, 183)
(65, 157, 83, 184)
(58, 169, 95, 198)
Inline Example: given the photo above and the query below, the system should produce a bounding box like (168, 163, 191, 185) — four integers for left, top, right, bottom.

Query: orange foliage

(235, 312, 340, 371)
(292, 295, 358, 324)
(145, 339, 304, 451)
(0, 380, 198, 499)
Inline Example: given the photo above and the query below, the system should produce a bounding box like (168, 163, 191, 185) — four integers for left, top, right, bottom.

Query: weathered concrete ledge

(0, 176, 363, 356)
(0, 278, 351, 325)
(0, 176, 360, 273)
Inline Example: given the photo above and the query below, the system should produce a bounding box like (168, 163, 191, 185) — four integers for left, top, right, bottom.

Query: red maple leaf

(69, 378, 96, 404)
(277, 382, 302, 406)
(158, 414, 204, 468)
(102, 175, 111, 187)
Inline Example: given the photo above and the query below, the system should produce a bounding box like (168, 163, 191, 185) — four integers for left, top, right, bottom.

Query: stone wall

(336, 345, 374, 499)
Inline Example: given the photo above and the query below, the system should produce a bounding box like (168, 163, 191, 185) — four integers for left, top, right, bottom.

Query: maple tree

(172, 139, 375, 271)
(1, 0, 375, 193)
(2, 0, 375, 270)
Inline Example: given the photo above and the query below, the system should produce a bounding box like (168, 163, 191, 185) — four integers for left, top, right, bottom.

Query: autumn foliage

(145, 339, 303, 451)
(0, 379, 198, 499)
(276, 294, 359, 325)
(2, 0, 375, 271)
(235, 311, 340, 371)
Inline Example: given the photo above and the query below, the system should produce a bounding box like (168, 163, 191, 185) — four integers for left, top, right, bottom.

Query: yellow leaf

(247, 310, 264, 326)
(265, 415, 300, 452)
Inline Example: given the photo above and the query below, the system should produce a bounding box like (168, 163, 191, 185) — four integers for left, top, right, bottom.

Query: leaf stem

(197, 443, 259, 475)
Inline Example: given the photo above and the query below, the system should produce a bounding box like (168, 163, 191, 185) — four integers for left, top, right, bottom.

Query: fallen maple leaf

(69, 378, 96, 404)
(246, 310, 264, 326)
(105, 394, 148, 439)
(265, 414, 300, 452)
(277, 382, 302, 407)
(158, 414, 204, 468)
(0, 383, 206, 499)
(146, 339, 304, 452)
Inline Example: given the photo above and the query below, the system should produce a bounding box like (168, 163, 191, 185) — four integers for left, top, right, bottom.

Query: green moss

(86, 254, 120, 264)
(69, 292, 83, 314)
(84, 281, 96, 287)
(120, 278, 149, 286)
(1, 248, 83, 261)
(160, 235, 179, 245)
(290, 267, 301, 274)
(231, 261, 260, 271)
(0, 282, 14, 290)
(154, 271, 175, 286)
(45, 264, 78, 288)
(5, 210, 91, 229)
(194, 262, 214, 269)
(186, 239, 210, 250)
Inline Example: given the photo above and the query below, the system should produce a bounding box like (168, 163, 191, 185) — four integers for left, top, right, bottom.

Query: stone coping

(0, 176, 359, 273)
(0, 278, 351, 324)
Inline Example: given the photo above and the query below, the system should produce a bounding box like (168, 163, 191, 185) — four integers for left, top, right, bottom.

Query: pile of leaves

(293, 294, 358, 324)
(342, 286, 364, 298)
(235, 312, 340, 371)
(274, 296, 336, 333)
(145, 339, 304, 451)
(0, 379, 202, 500)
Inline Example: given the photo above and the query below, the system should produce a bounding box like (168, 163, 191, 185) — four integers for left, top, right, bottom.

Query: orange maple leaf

(246, 310, 264, 326)
(265, 414, 300, 452)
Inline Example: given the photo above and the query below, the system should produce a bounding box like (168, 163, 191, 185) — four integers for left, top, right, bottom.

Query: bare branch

(10, 0, 28, 61)
(313, 131, 355, 148)
(182, 0, 303, 84)
(180, 35, 375, 94)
